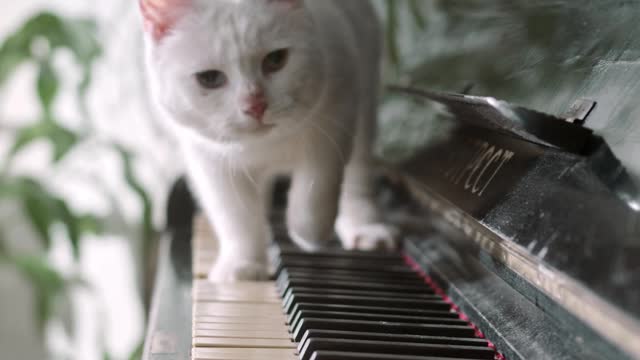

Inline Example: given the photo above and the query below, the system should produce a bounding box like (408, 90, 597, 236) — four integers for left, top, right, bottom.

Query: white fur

(143, 0, 397, 282)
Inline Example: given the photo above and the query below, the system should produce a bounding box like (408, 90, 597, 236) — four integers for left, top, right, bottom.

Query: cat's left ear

(140, 0, 191, 42)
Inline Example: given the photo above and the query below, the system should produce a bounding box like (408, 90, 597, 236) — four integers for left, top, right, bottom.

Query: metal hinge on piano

(142, 89, 640, 360)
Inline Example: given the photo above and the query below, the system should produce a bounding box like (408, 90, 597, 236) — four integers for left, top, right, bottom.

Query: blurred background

(0, 2, 174, 360)
(1, 1, 639, 359)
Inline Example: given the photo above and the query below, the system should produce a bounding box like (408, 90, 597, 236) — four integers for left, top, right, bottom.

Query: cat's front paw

(288, 230, 330, 252)
(338, 223, 400, 251)
(208, 258, 270, 283)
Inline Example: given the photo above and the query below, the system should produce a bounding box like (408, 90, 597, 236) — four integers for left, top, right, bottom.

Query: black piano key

(309, 351, 480, 360)
(298, 330, 489, 352)
(278, 254, 405, 266)
(276, 269, 418, 282)
(277, 278, 435, 296)
(287, 303, 458, 325)
(299, 338, 495, 360)
(278, 275, 425, 289)
(277, 254, 406, 265)
(276, 246, 402, 260)
(282, 287, 440, 301)
(272, 247, 501, 359)
(284, 293, 451, 314)
(276, 259, 413, 273)
(289, 310, 468, 331)
(281, 267, 424, 283)
(276, 270, 420, 291)
(291, 318, 475, 342)
(276, 272, 431, 293)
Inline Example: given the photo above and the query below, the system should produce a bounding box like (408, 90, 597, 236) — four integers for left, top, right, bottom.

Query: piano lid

(388, 86, 595, 155)
(384, 88, 640, 357)
(388, 86, 640, 211)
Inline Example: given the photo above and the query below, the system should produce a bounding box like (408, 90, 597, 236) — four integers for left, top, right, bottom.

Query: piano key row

(273, 247, 498, 360)
(190, 214, 498, 360)
(193, 281, 297, 360)
(191, 216, 297, 359)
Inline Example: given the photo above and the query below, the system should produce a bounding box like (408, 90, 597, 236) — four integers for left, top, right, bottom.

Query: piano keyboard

(191, 216, 500, 360)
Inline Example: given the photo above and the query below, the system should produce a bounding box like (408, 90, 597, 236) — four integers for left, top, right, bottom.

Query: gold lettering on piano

(444, 139, 515, 197)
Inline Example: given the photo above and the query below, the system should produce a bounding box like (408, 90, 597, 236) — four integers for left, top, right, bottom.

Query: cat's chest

(184, 135, 305, 171)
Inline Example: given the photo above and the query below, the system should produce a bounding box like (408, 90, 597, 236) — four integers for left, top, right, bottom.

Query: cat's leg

(335, 96, 399, 251)
(185, 151, 271, 282)
(287, 140, 344, 252)
(336, 158, 398, 251)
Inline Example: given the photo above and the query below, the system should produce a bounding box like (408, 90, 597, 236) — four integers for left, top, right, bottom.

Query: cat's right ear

(140, 0, 191, 42)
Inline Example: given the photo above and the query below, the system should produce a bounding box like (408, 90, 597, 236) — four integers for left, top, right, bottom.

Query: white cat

(141, 0, 397, 282)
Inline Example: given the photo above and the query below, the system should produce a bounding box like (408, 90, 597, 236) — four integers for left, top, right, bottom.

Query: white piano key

(194, 329, 291, 340)
(194, 280, 280, 294)
(192, 347, 298, 360)
(192, 215, 218, 277)
(193, 337, 296, 349)
(193, 282, 281, 303)
(195, 316, 286, 325)
(194, 302, 284, 317)
(194, 322, 289, 331)
(191, 216, 295, 360)
(195, 295, 280, 303)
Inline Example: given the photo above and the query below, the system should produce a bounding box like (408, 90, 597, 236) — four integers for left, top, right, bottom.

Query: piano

(142, 2, 640, 359)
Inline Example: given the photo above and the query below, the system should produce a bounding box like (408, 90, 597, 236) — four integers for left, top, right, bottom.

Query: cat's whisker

(226, 157, 250, 215)
(304, 119, 347, 165)
(241, 164, 258, 188)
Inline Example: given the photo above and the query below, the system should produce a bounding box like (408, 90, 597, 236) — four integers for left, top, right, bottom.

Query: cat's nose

(243, 93, 268, 122)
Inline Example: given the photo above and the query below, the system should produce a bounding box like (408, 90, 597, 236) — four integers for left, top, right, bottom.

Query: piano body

(142, 2, 640, 359)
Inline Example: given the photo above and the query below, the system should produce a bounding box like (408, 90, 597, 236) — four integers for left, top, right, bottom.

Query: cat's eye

(262, 49, 289, 74)
(195, 70, 227, 89)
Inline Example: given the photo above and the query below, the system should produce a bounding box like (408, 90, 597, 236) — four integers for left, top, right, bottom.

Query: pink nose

(243, 94, 268, 121)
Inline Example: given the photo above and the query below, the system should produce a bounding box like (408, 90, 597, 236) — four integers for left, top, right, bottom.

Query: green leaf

(128, 340, 144, 360)
(37, 60, 59, 117)
(409, 0, 426, 30)
(77, 66, 93, 124)
(23, 193, 55, 249)
(0, 12, 101, 86)
(10, 123, 48, 156)
(55, 199, 81, 258)
(0, 178, 23, 198)
(0, 50, 29, 87)
(115, 146, 155, 247)
(0, 229, 7, 257)
(49, 123, 78, 162)
(59, 17, 102, 66)
(2, 255, 67, 330)
(115, 146, 156, 317)
(385, 0, 400, 69)
(52, 201, 103, 258)
(10, 121, 79, 163)
(0, 177, 101, 256)
(77, 214, 103, 235)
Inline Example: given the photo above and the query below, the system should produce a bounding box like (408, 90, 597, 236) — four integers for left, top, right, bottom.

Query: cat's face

(142, 0, 323, 144)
